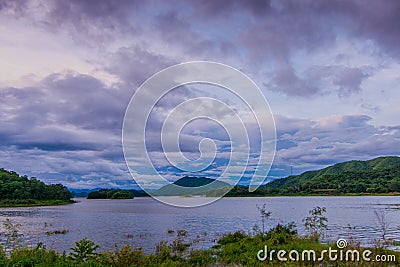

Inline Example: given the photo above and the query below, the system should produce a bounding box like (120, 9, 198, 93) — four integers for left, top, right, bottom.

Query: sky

(0, 0, 399, 189)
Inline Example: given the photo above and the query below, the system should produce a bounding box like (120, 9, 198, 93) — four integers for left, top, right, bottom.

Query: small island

(0, 168, 73, 207)
(87, 189, 134, 199)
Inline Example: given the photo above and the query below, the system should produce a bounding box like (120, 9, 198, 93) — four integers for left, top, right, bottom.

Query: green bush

(0, 247, 7, 266)
(217, 231, 247, 246)
(69, 238, 99, 262)
(97, 246, 149, 267)
(265, 222, 297, 245)
(0, 232, 399, 266)
(8, 247, 66, 267)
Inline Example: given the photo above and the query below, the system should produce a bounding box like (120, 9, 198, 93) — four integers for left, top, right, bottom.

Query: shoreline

(126, 193, 400, 198)
(222, 192, 400, 197)
(0, 199, 75, 208)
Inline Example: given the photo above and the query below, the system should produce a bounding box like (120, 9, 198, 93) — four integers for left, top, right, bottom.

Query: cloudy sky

(0, 0, 399, 189)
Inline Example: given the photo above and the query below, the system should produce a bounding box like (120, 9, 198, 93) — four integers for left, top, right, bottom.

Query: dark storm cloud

(241, 0, 400, 59)
(0, 145, 132, 188)
(41, 73, 127, 131)
(311, 0, 400, 58)
(154, 11, 224, 58)
(0, 0, 28, 12)
(0, 0, 143, 45)
(265, 65, 371, 97)
(238, 0, 399, 96)
(2, 0, 398, 96)
(332, 67, 370, 96)
(239, 2, 336, 63)
(49, 0, 139, 19)
(0, 72, 124, 150)
(0, 71, 133, 187)
(106, 46, 176, 87)
(2, 0, 399, 57)
(45, 0, 142, 38)
(188, 0, 272, 17)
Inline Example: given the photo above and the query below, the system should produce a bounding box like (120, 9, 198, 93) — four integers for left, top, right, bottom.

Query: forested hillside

(207, 156, 400, 197)
(0, 168, 73, 206)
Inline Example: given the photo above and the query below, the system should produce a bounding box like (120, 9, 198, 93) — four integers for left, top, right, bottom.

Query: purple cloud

(0, 0, 399, 188)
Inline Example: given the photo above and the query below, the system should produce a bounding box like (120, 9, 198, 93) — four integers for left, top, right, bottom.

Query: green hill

(0, 168, 73, 207)
(212, 156, 400, 197)
(297, 156, 400, 181)
(155, 176, 232, 196)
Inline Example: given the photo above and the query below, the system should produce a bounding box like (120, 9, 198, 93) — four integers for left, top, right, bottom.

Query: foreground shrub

(69, 238, 99, 262)
(0, 247, 7, 266)
(265, 222, 297, 245)
(96, 246, 149, 267)
(8, 246, 67, 267)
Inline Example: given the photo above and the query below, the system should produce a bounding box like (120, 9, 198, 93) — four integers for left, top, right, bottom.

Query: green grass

(0, 199, 75, 207)
(1, 226, 399, 266)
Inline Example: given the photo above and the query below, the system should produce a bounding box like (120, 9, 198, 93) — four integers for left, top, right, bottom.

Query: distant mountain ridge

(72, 156, 400, 198)
(155, 176, 231, 196)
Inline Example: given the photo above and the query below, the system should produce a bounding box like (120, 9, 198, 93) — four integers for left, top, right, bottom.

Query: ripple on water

(0, 196, 399, 253)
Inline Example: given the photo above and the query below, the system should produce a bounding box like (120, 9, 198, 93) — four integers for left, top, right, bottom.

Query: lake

(1, 196, 399, 253)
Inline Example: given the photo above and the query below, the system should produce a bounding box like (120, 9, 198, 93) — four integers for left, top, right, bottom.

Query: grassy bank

(1, 227, 399, 266)
(0, 199, 75, 208)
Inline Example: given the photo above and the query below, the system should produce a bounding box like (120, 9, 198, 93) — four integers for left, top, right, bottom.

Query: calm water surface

(1, 196, 399, 253)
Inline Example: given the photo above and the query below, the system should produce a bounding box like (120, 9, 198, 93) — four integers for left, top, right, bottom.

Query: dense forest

(87, 189, 134, 199)
(0, 168, 73, 206)
(207, 156, 400, 197)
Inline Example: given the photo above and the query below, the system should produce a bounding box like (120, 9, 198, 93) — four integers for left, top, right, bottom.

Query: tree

(69, 238, 99, 262)
(303, 206, 328, 241)
(256, 204, 271, 235)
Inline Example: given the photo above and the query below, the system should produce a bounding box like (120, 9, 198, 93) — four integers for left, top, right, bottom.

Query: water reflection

(0, 196, 399, 253)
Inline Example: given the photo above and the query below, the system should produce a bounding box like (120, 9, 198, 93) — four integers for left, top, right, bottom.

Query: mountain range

(154, 176, 231, 196)
(208, 156, 400, 197)
(70, 156, 400, 198)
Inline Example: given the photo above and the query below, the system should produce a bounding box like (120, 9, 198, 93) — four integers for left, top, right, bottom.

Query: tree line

(87, 189, 134, 199)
